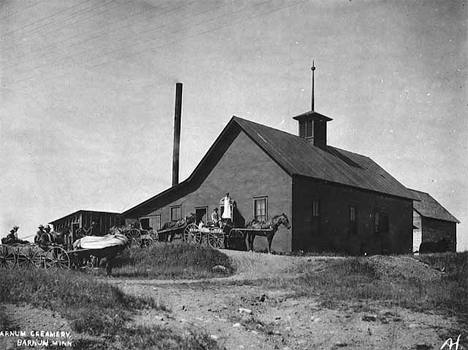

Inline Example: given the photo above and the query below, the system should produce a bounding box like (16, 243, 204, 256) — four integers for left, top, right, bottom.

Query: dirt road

(110, 250, 462, 350)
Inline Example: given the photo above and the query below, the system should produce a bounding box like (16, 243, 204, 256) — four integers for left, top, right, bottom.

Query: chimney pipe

(172, 82, 182, 187)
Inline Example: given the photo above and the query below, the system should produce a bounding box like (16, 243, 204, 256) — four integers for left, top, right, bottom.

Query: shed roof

(409, 189, 460, 223)
(49, 210, 121, 225)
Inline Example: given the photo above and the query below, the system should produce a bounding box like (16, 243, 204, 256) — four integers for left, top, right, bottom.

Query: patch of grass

(0, 269, 221, 350)
(111, 326, 220, 350)
(227, 253, 468, 324)
(0, 305, 20, 332)
(112, 242, 234, 279)
(312, 255, 466, 323)
(0, 268, 161, 311)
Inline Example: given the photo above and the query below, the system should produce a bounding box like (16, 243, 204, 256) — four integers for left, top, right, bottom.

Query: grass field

(250, 252, 468, 325)
(111, 242, 234, 279)
(0, 243, 233, 350)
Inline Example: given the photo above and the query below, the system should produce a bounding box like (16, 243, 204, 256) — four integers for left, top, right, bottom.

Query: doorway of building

(195, 207, 208, 224)
(140, 218, 150, 230)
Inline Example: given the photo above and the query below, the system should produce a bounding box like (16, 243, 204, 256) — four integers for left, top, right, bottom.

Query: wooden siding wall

(292, 176, 413, 255)
(421, 217, 457, 252)
(137, 131, 293, 252)
(52, 212, 120, 235)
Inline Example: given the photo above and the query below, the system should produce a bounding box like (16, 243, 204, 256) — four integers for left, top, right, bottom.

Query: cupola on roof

(293, 63, 332, 149)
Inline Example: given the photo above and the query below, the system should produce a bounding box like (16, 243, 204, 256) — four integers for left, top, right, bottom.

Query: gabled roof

(234, 116, 417, 200)
(409, 189, 460, 223)
(122, 116, 417, 216)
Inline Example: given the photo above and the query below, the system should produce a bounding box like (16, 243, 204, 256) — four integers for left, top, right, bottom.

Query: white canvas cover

(73, 233, 128, 250)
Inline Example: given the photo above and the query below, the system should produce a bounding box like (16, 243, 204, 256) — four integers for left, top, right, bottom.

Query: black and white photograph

(1, 0, 466, 349)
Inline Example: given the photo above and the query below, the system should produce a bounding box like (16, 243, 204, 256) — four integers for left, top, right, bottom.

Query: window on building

(171, 206, 182, 221)
(306, 120, 314, 138)
(253, 197, 267, 221)
(312, 199, 320, 217)
(154, 215, 161, 230)
(349, 205, 357, 235)
(299, 122, 306, 138)
(374, 211, 380, 233)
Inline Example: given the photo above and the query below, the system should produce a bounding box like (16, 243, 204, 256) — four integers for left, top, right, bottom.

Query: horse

(159, 213, 196, 242)
(245, 213, 291, 254)
(71, 234, 128, 275)
(71, 245, 125, 275)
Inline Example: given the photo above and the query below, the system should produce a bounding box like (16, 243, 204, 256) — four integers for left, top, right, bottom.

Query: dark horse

(71, 245, 126, 275)
(245, 213, 291, 254)
(71, 233, 128, 275)
(159, 213, 196, 242)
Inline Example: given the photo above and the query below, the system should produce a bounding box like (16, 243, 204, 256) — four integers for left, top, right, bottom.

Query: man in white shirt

(220, 192, 232, 220)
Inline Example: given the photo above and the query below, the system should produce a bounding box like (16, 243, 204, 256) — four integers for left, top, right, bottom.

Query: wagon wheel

(126, 229, 141, 248)
(208, 232, 225, 249)
(0, 245, 16, 269)
(228, 229, 244, 239)
(44, 247, 70, 269)
(183, 224, 201, 244)
(16, 246, 41, 268)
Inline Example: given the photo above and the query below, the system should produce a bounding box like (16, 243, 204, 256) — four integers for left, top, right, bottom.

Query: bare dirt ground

(109, 250, 464, 350)
(1, 251, 464, 350)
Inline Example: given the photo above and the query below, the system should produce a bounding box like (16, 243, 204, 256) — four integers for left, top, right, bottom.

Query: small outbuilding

(49, 210, 121, 239)
(409, 189, 459, 253)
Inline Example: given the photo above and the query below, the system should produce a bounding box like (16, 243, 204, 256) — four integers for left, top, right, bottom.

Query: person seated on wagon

(198, 220, 205, 230)
(211, 208, 220, 227)
(3, 229, 17, 244)
(12, 225, 19, 239)
(34, 225, 45, 244)
(39, 227, 54, 250)
(133, 220, 142, 230)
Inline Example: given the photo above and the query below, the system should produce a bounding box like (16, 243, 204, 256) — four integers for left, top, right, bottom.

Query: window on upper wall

(312, 199, 320, 217)
(349, 205, 357, 235)
(306, 120, 314, 138)
(374, 211, 380, 234)
(253, 197, 267, 221)
(299, 122, 306, 138)
(170, 206, 181, 221)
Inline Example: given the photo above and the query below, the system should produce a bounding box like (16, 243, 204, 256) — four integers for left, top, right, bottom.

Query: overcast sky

(1, 0, 466, 250)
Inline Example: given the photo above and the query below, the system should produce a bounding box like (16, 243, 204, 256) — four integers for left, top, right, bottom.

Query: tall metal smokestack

(172, 83, 183, 187)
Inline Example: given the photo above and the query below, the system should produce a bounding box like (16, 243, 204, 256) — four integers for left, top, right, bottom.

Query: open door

(195, 207, 207, 224)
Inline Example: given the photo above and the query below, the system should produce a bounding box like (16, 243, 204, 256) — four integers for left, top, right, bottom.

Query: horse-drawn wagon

(156, 213, 198, 243)
(0, 232, 128, 275)
(173, 213, 291, 253)
(0, 242, 71, 269)
(109, 226, 157, 248)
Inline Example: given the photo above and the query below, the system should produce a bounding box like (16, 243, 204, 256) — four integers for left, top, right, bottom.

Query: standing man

(220, 192, 232, 221)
